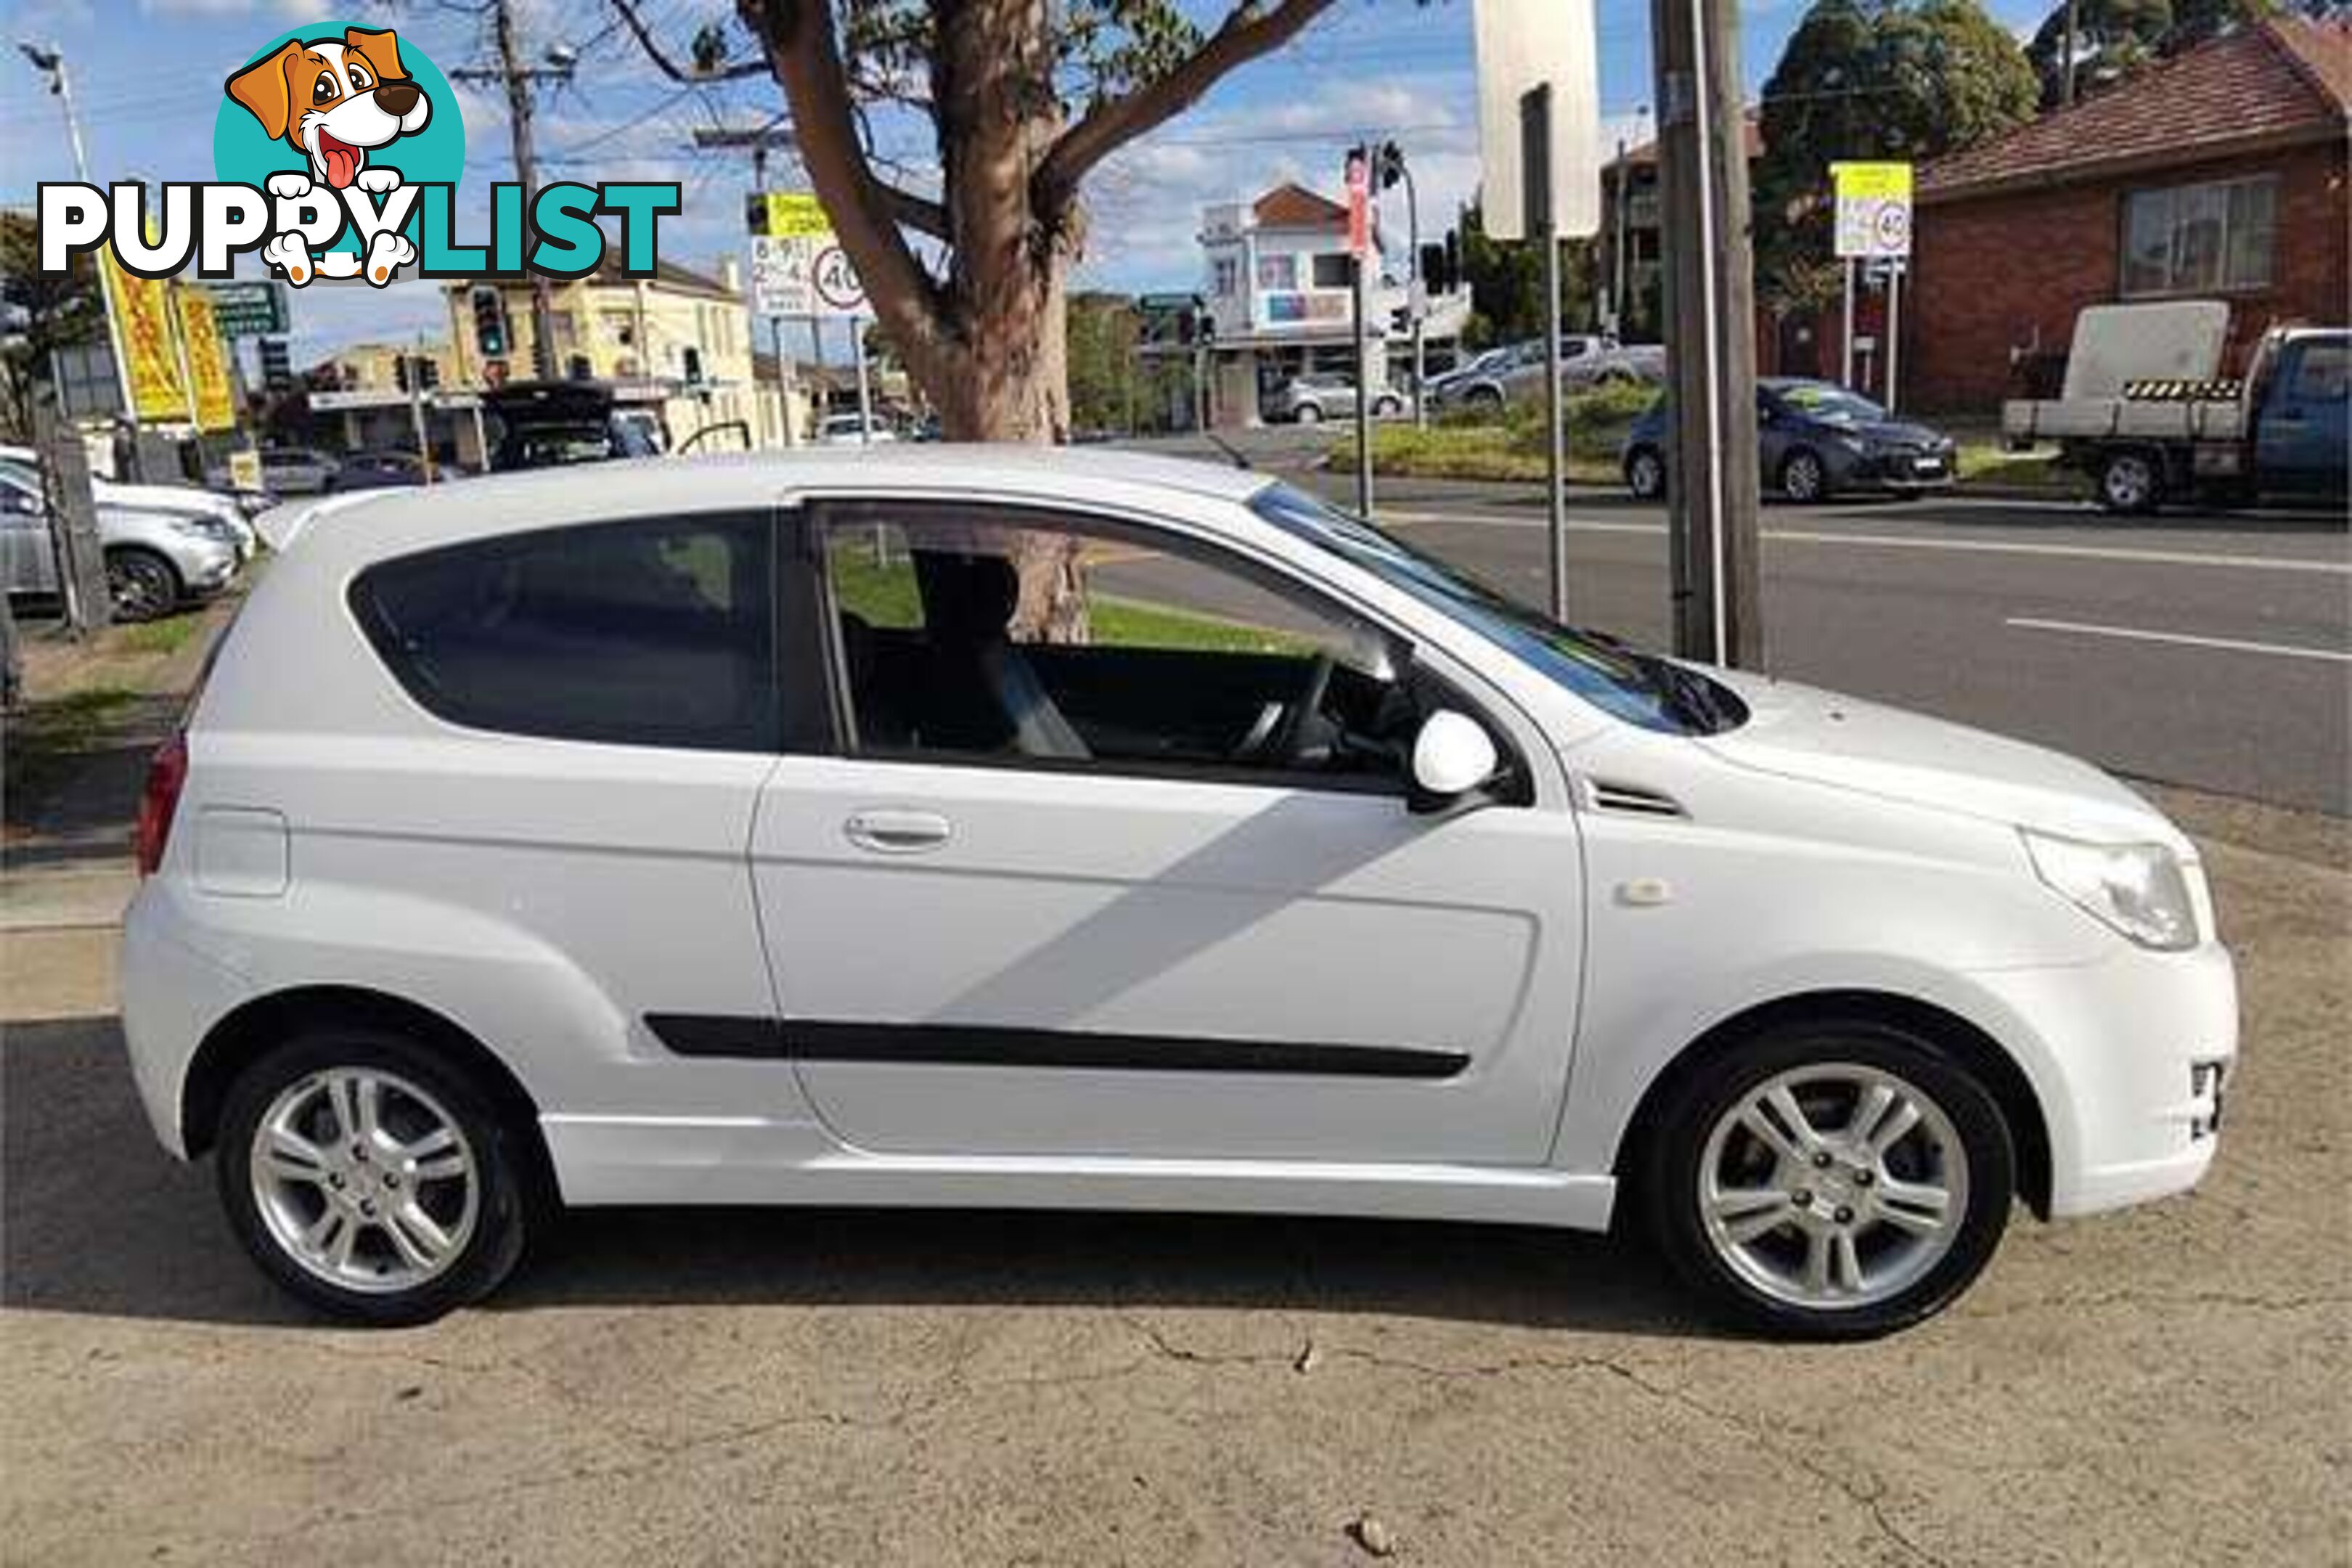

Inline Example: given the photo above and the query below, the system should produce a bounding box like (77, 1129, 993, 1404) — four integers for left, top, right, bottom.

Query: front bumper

(1845, 448, 1959, 490)
(1972, 939, 2237, 1218)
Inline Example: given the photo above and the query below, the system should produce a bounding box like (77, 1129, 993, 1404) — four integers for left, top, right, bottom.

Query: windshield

(1774, 383, 1886, 425)
(1249, 483, 1745, 735)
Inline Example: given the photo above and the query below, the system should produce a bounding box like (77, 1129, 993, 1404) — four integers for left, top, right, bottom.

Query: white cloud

(139, 0, 329, 16)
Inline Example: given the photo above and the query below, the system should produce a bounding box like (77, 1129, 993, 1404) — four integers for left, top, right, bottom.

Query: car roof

(270, 445, 1278, 558)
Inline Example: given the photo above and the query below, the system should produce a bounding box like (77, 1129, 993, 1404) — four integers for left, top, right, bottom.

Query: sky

(0, 0, 2052, 367)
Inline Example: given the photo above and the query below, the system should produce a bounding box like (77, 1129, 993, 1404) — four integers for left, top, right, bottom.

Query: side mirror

(1408, 709, 1500, 814)
(0, 487, 38, 516)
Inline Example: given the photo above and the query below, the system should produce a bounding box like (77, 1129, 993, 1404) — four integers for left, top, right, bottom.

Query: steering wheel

(1267, 652, 1336, 765)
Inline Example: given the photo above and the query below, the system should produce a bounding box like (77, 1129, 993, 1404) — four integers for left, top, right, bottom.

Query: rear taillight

(134, 732, 189, 878)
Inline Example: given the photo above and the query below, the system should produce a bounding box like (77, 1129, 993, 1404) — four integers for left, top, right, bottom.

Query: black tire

(1624, 445, 1667, 501)
(216, 1026, 534, 1326)
(1467, 385, 1505, 412)
(1634, 1018, 2016, 1340)
(1779, 447, 1831, 504)
(104, 547, 180, 624)
(2096, 449, 2163, 515)
(1293, 403, 1323, 425)
(1373, 395, 1404, 419)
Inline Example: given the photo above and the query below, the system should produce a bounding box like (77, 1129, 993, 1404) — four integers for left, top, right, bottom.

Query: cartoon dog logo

(225, 25, 428, 287)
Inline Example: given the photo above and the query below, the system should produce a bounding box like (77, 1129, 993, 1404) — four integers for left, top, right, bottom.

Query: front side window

(2287, 342, 2349, 403)
(2120, 176, 2277, 297)
(821, 506, 1431, 790)
(351, 515, 775, 751)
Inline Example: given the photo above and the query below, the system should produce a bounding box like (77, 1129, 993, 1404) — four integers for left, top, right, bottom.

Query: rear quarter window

(348, 514, 777, 751)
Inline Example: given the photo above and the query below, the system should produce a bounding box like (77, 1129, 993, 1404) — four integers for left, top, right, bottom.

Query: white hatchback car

(120, 449, 2235, 1335)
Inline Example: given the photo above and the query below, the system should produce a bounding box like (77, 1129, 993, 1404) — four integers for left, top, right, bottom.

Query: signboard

(1472, 0, 1601, 240)
(227, 450, 263, 492)
(1344, 147, 1371, 257)
(100, 256, 189, 422)
(746, 191, 834, 239)
(203, 279, 287, 338)
(1832, 161, 1913, 259)
(177, 288, 238, 432)
(746, 192, 870, 319)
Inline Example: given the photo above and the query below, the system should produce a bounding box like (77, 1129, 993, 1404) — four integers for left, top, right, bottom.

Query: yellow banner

(1831, 161, 1913, 201)
(177, 288, 237, 432)
(757, 192, 833, 239)
(102, 256, 189, 422)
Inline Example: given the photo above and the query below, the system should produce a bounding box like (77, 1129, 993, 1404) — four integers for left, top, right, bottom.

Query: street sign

(811, 242, 867, 316)
(746, 191, 833, 239)
(1472, 0, 1601, 240)
(203, 280, 287, 338)
(750, 233, 814, 316)
(1832, 161, 1914, 259)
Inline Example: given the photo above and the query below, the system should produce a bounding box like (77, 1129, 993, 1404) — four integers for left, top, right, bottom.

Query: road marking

(1380, 509, 2351, 576)
(2004, 616, 2352, 663)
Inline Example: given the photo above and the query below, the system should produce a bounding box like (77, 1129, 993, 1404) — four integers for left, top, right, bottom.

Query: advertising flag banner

(102, 256, 189, 422)
(178, 288, 238, 431)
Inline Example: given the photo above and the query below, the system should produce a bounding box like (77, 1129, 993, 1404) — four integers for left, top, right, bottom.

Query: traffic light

(471, 286, 508, 359)
(1420, 233, 1461, 295)
(1376, 140, 1407, 192)
(393, 354, 409, 392)
(258, 335, 291, 392)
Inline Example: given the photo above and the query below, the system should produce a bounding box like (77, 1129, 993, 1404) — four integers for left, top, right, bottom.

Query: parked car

(1, 446, 259, 559)
(0, 463, 241, 621)
(122, 448, 2233, 1336)
(1622, 380, 1959, 502)
(818, 412, 899, 445)
(257, 447, 342, 495)
(1430, 336, 1665, 414)
(1421, 346, 1516, 404)
(333, 452, 430, 491)
(1265, 374, 1405, 425)
(483, 381, 661, 471)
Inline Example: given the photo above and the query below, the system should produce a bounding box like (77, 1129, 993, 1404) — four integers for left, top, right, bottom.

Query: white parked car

(120, 449, 2235, 1334)
(818, 413, 897, 445)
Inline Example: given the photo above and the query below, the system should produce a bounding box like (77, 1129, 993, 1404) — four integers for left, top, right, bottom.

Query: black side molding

(645, 1014, 1468, 1079)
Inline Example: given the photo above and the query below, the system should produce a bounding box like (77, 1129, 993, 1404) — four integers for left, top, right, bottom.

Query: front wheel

(105, 547, 180, 623)
(1292, 403, 1323, 425)
(1373, 395, 1403, 418)
(1637, 1021, 2015, 1339)
(216, 1027, 534, 1325)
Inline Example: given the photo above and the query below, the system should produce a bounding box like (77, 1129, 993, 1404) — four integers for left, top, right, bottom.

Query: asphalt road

(1285, 473, 2351, 814)
(6, 788, 2344, 1564)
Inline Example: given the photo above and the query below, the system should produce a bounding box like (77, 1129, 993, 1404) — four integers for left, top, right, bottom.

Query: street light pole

(19, 42, 139, 438)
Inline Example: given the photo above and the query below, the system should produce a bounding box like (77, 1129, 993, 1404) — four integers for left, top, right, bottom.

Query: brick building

(1909, 15, 2349, 413)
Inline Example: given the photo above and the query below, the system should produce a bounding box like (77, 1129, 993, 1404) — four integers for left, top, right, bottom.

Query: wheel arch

(1609, 987, 2053, 1220)
(181, 984, 556, 1205)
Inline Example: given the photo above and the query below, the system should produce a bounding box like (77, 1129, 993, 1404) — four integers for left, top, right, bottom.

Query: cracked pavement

(4, 785, 2345, 1565)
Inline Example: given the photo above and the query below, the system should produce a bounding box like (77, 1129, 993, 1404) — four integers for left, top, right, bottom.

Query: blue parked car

(1622, 379, 1959, 502)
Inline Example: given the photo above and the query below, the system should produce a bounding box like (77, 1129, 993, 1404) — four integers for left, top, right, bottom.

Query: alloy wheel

(1781, 451, 1825, 503)
(107, 553, 176, 622)
(248, 1066, 481, 1294)
(1696, 1063, 1969, 1311)
(2101, 453, 2156, 512)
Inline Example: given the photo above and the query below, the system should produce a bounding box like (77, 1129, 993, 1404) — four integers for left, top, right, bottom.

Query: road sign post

(1832, 161, 1913, 407)
(1346, 145, 1374, 518)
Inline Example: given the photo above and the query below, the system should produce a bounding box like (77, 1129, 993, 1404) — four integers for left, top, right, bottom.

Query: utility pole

(695, 123, 799, 445)
(1347, 144, 1375, 517)
(2060, 0, 2080, 106)
(452, 4, 573, 380)
(1651, 0, 1763, 667)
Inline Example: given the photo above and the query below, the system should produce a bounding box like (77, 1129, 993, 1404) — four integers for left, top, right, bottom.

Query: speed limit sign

(812, 243, 868, 317)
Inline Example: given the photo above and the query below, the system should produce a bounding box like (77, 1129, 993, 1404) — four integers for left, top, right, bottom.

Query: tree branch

(875, 179, 949, 240)
(608, 0, 775, 82)
(1033, 0, 1342, 219)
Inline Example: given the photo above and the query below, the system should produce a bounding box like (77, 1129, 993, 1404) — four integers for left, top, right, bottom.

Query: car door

(2255, 340, 2349, 500)
(744, 497, 1585, 1164)
(0, 471, 58, 593)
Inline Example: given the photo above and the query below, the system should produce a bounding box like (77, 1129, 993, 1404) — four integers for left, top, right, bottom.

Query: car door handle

(844, 809, 952, 854)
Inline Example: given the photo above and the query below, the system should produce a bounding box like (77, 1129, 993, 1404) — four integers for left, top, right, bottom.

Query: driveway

(2, 786, 2344, 1565)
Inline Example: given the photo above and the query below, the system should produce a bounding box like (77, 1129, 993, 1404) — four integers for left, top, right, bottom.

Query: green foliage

(0, 209, 105, 443)
(1332, 383, 1659, 483)
(835, 0, 1204, 113)
(1754, 0, 2040, 303)
(2025, 0, 2174, 105)
(1456, 204, 1606, 347)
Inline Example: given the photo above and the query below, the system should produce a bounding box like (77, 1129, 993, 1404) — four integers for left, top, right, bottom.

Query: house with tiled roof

(1908, 15, 2349, 411)
(1190, 181, 1474, 425)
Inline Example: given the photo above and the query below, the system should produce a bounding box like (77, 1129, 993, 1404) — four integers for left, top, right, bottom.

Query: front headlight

(1834, 432, 1869, 455)
(2022, 830, 2200, 951)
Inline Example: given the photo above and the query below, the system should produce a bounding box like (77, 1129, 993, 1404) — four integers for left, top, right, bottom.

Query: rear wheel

(1293, 402, 1323, 425)
(1638, 1021, 2015, 1339)
(1467, 385, 1505, 415)
(216, 1026, 533, 1325)
(2097, 449, 2163, 515)
(1373, 394, 1404, 418)
(1779, 447, 1830, 504)
(1625, 446, 1667, 500)
(105, 547, 180, 623)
